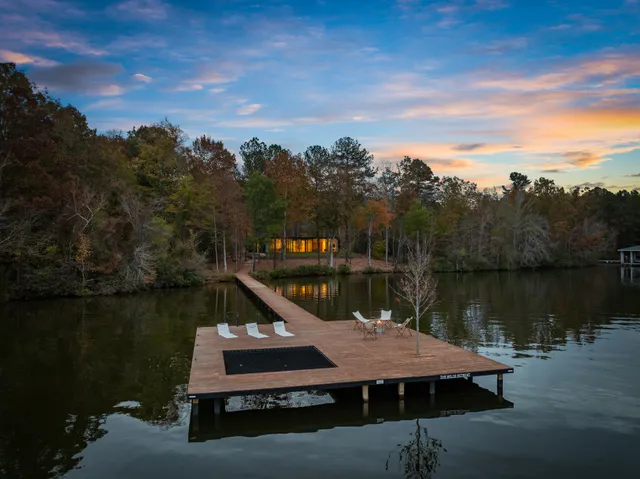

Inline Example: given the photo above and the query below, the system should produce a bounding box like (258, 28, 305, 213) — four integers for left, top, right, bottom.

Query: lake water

(1, 267, 639, 478)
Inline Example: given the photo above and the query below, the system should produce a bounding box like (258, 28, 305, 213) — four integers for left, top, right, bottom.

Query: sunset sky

(2, 0, 639, 190)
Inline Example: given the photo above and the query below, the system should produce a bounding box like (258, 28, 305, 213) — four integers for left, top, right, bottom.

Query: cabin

(618, 245, 640, 266)
(268, 237, 339, 254)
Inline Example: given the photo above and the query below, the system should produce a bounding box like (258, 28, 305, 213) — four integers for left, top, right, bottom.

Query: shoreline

(1, 258, 605, 302)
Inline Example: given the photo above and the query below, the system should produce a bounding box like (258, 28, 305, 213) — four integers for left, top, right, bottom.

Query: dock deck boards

(187, 271, 513, 399)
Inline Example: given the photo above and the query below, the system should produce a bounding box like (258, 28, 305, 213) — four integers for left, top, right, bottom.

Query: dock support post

(429, 381, 436, 396)
(362, 385, 369, 403)
(398, 382, 405, 400)
(191, 398, 199, 417)
(497, 373, 504, 397)
(399, 399, 405, 415)
(214, 398, 222, 415)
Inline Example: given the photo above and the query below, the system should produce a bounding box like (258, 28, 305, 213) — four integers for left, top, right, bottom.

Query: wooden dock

(187, 271, 513, 405)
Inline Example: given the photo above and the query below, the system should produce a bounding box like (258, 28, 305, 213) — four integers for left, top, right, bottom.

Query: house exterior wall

(268, 238, 339, 254)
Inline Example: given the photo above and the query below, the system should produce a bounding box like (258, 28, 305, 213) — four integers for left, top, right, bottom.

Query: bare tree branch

(393, 234, 438, 355)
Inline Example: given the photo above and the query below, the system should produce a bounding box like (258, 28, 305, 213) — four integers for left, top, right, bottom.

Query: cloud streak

(132, 73, 152, 82)
(237, 103, 261, 115)
(0, 49, 58, 66)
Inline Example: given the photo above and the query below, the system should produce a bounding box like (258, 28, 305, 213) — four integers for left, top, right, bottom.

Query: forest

(1, 62, 639, 300)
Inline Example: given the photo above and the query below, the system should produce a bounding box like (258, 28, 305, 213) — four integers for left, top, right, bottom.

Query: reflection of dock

(189, 383, 513, 442)
(187, 271, 513, 409)
(621, 267, 640, 285)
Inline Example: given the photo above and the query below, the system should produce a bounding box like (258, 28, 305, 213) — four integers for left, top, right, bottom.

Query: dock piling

(398, 382, 405, 399)
(497, 373, 504, 397)
(191, 398, 199, 417)
(362, 385, 369, 403)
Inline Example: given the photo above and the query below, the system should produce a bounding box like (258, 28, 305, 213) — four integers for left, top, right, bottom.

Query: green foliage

(245, 172, 285, 244)
(362, 266, 382, 274)
(397, 156, 439, 210)
(251, 265, 336, 280)
(337, 264, 351, 275)
(404, 200, 431, 239)
(372, 240, 386, 259)
(502, 171, 531, 195)
(210, 273, 236, 283)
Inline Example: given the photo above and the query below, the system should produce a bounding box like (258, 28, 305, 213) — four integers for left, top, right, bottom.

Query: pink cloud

(132, 73, 152, 82)
(475, 52, 640, 91)
(237, 103, 262, 115)
(0, 49, 57, 66)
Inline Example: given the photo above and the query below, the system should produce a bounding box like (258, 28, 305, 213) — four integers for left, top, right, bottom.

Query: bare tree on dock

(394, 233, 438, 355)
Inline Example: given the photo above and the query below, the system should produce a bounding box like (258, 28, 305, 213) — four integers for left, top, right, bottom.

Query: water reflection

(188, 382, 513, 442)
(266, 267, 640, 357)
(386, 419, 445, 479)
(0, 283, 267, 479)
(273, 280, 341, 300)
(620, 267, 640, 286)
(0, 268, 638, 478)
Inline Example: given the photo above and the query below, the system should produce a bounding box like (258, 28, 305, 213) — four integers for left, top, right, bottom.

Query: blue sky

(2, 0, 639, 189)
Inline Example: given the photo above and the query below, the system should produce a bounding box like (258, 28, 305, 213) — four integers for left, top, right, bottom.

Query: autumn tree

(188, 136, 244, 271)
(397, 156, 439, 212)
(330, 137, 377, 263)
(239, 138, 285, 178)
(356, 198, 393, 267)
(245, 173, 284, 271)
(378, 163, 399, 265)
(265, 149, 309, 262)
(304, 145, 342, 266)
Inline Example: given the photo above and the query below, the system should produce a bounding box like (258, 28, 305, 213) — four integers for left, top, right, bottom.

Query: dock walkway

(187, 270, 513, 402)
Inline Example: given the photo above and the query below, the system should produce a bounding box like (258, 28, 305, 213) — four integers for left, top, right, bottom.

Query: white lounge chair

(246, 322, 268, 339)
(273, 321, 294, 337)
(217, 323, 237, 339)
(353, 311, 371, 330)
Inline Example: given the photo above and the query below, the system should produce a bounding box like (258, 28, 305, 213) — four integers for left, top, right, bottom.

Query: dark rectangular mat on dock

(223, 346, 337, 375)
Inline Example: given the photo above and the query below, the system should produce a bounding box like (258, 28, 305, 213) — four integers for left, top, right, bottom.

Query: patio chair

(363, 321, 377, 340)
(380, 309, 393, 329)
(353, 311, 371, 330)
(246, 322, 268, 339)
(273, 321, 294, 337)
(395, 317, 413, 337)
(217, 323, 238, 339)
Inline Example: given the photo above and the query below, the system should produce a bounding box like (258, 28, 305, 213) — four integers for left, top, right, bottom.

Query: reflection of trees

(0, 283, 254, 478)
(269, 267, 629, 355)
(233, 390, 334, 411)
(386, 419, 446, 478)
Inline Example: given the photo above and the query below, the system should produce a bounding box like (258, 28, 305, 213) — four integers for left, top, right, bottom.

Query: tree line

(1, 63, 638, 299)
